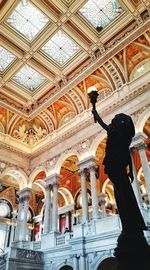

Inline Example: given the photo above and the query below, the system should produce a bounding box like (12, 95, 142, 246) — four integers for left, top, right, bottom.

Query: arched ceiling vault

(0, 0, 150, 147)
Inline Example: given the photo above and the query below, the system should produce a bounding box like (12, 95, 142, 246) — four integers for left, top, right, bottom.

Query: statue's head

(111, 113, 135, 138)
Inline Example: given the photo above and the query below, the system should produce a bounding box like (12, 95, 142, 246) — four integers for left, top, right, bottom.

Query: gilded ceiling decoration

(6, 1, 49, 42)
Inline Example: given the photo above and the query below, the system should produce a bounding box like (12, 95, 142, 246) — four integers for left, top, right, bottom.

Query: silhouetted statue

(92, 109, 147, 234)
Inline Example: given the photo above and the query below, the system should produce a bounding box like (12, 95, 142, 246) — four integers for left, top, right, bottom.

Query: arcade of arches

(0, 0, 150, 269)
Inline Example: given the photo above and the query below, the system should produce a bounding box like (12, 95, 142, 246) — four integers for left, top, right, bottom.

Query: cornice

(0, 142, 31, 158)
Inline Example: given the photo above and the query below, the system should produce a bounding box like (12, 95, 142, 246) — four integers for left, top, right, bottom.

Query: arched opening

(59, 155, 79, 232)
(31, 178, 45, 241)
(95, 138, 117, 216)
(96, 257, 119, 270)
(59, 266, 73, 270)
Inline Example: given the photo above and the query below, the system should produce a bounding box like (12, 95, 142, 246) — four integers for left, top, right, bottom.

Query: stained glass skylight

(6, 0, 49, 42)
(0, 46, 16, 72)
(12, 64, 47, 91)
(41, 30, 80, 66)
(79, 0, 123, 30)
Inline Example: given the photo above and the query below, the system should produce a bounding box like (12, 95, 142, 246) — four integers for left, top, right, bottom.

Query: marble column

(79, 169, 89, 223)
(43, 184, 52, 234)
(89, 164, 99, 219)
(73, 254, 79, 270)
(132, 133, 150, 201)
(14, 187, 31, 242)
(131, 148, 143, 207)
(45, 173, 61, 233)
(10, 211, 17, 244)
(99, 192, 107, 218)
(138, 143, 150, 200)
(80, 254, 86, 270)
(52, 182, 59, 232)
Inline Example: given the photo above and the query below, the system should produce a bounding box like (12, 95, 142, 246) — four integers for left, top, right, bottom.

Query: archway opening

(59, 266, 73, 270)
(59, 155, 79, 232)
(97, 257, 119, 270)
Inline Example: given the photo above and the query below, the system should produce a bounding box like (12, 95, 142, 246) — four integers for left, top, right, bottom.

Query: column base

(114, 231, 150, 270)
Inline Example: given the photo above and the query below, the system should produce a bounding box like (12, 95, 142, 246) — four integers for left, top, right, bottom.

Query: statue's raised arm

(92, 109, 109, 131)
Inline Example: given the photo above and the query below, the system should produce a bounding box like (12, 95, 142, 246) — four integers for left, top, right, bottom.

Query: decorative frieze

(16, 249, 43, 261)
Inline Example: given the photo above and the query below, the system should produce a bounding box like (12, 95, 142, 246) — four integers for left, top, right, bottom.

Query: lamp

(87, 86, 99, 123)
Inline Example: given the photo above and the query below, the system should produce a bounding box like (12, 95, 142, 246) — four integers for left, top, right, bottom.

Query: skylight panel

(79, 0, 123, 30)
(41, 30, 80, 66)
(12, 64, 47, 91)
(6, 1, 49, 42)
(0, 46, 16, 72)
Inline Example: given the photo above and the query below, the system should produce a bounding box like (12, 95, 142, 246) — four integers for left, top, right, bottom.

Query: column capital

(77, 155, 98, 170)
(17, 187, 32, 203)
(79, 168, 86, 176)
(45, 183, 53, 191)
(45, 173, 61, 185)
(88, 164, 96, 172)
(131, 132, 147, 148)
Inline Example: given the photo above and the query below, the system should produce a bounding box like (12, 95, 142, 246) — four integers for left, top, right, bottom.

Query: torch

(87, 86, 99, 123)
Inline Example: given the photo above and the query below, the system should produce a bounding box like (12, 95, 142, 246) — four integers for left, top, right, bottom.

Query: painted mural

(115, 33, 150, 80)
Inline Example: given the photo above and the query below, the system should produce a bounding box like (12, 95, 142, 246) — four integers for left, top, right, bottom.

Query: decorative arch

(59, 187, 74, 205)
(29, 167, 47, 187)
(2, 167, 28, 190)
(90, 132, 106, 156)
(57, 262, 73, 270)
(91, 254, 110, 270)
(135, 106, 150, 133)
(55, 151, 80, 174)
(58, 266, 73, 270)
(130, 58, 150, 81)
(33, 180, 46, 196)
(102, 178, 114, 205)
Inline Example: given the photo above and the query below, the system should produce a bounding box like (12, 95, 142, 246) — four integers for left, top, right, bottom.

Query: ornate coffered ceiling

(0, 0, 150, 148)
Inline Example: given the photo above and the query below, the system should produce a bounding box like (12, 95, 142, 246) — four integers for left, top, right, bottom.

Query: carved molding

(16, 249, 43, 262)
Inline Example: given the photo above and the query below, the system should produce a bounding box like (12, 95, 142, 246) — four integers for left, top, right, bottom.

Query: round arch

(102, 179, 114, 204)
(2, 167, 28, 190)
(55, 151, 80, 174)
(33, 180, 46, 197)
(89, 131, 107, 157)
(58, 265, 73, 270)
(130, 58, 150, 81)
(96, 257, 119, 270)
(91, 254, 110, 270)
(59, 187, 74, 205)
(29, 166, 47, 187)
(135, 106, 150, 133)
